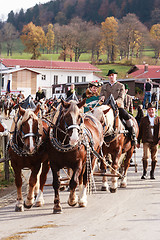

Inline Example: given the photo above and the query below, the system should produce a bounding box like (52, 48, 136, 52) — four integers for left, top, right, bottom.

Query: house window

(54, 75, 58, 85)
(42, 75, 46, 80)
(82, 76, 86, 82)
(67, 76, 72, 83)
(75, 76, 79, 83)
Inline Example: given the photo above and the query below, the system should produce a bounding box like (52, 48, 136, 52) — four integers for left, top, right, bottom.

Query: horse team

(7, 97, 138, 213)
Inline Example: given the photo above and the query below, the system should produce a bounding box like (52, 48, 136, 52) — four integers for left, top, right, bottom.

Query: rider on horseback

(100, 69, 137, 146)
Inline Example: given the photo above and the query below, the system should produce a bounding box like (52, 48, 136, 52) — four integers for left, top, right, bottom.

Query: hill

(6, 0, 160, 31)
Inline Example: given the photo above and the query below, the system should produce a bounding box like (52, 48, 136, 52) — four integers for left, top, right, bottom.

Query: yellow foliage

(150, 24, 160, 41)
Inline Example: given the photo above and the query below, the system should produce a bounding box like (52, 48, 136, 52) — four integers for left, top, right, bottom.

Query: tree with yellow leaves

(150, 24, 160, 60)
(100, 16, 118, 63)
(46, 23, 54, 54)
(21, 22, 45, 59)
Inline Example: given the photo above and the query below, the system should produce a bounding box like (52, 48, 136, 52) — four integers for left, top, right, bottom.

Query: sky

(0, 0, 49, 21)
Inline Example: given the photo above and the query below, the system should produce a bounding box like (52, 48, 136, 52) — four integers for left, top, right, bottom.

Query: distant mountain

(6, 0, 160, 31)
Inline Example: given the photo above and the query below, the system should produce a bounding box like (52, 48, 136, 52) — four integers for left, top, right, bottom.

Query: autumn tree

(21, 22, 45, 59)
(100, 16, 118, 63)
(46, 23, 54, 54)
(87, 25, 101, 62)
(150, 24, 160, 60)
(2, 22, 19, 56)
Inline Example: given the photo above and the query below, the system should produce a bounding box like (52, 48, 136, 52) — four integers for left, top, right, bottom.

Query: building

(0, 59, 101, 98)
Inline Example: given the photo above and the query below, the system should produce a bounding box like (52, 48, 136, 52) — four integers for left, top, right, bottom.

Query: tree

(118, 13, 148, 60)
(2, 23, 19, 56)
(150, 24, 160, 60)
(87, 25, 101, 62)
(46, 24, 54, 54)
(100, 16, 118, 63)
(21, 22, 45, 59)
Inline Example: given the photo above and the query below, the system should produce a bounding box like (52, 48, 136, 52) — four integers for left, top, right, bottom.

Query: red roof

(1, 59, 101, 72)
(128, 65, 160, 79)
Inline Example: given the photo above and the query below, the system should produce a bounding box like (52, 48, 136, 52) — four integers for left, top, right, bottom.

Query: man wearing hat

(82, 80, 101, 113)
(100, 69, 137, 145)
(124, 83, 133, 114)
(137, 102, 160, 179)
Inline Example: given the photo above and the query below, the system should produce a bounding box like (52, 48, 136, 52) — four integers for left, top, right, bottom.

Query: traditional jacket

(100, 81, 125, 108)
(83, 88, 99, 113)
(137, 116, 160, 145)
(35, 91, 45, 101)
(124, 94, 133, 114)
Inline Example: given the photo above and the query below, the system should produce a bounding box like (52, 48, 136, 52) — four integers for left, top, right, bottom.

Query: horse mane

(17, 109, 38, 130)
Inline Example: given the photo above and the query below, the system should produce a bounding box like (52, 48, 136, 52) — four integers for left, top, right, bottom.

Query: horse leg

(50, 163, 62, 214)
(120, 148, 134, 188)
(13, 168, 24, 212)
(24, 165, 41, 209)
(100, 156, 109, 192)
(110, 149, 122, 193)
(78, 166, 88, 207)
(68, 168, 81, 207)
(35, 161, 50, 207)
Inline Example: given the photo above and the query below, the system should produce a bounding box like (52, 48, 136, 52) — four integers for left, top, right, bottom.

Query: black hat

(88, 81, 102, 88)
(147, 102, 156, 109)
(106, 69, 118, 76)
(124, 83, 129, 90)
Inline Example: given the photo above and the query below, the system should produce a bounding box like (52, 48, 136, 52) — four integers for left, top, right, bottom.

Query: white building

(1, 59, 101, 99)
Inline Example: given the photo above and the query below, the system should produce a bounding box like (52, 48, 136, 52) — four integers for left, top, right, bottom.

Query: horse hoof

(120, 183, 127, 188)
(101, 186, 109, 191)
(79, 201, 87, 207)
(68, 199, 78, 207)
(15, 205, 24, 212)
(110, 187, 117, 193)
(53, 208, 62, 214)
(24, 201, 33, 209)
(34, 201, 43, 207)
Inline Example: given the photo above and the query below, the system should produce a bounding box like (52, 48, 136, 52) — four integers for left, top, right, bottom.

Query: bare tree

(118, 13, 148, 60)
(2, 23, 19, 56)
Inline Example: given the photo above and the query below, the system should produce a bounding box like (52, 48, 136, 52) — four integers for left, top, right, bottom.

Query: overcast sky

(0, 0, 49, 21)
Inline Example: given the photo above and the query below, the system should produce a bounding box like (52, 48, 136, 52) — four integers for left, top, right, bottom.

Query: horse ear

(19, 105, 26, 116)
(103, 107, 111, 115)
(77, 98, 86, 108)
(61, 99, 70, 109)
(34, 104, 40, 115)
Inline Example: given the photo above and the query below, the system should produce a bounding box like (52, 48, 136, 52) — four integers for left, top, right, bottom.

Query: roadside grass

(0, 162, 14, 189)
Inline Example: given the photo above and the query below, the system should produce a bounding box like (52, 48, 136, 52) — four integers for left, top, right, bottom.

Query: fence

(0, 133, 9, 181)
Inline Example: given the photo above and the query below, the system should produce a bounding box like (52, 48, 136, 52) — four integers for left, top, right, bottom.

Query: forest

(3, 0, 160, 31)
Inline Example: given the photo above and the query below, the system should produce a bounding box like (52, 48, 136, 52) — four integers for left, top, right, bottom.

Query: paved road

(1, 116, 160, 240)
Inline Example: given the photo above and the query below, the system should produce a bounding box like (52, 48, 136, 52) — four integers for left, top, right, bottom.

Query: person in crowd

(137, 102, 160, 180)
(124, 83, 133, 115)
(35, 87, 45, 102)
(66, 84, 76, 99)
(135, 104, 144, 126)
(17, 91, 25, 103)
(100, 69, 136, 146)
(143, 78, 152, 109)
(82, 80, 102, 113)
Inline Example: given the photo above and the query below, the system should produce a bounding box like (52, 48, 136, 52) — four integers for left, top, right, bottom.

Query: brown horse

(48, 99, 104, 213)
(8, 105, 50, 211)
(92, 105, 139, 192)
(4, 98, 14, 119)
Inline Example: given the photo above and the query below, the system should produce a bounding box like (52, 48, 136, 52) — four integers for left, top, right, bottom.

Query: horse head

(60, 98, 86, 146)
(17, 104, 43, 155)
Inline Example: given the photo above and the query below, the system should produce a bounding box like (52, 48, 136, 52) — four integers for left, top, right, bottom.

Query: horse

(4, 97, 14, 119)
(48, 99, 104, 213)
(8, 105, 50, 211)
(92, 104, 139, 192)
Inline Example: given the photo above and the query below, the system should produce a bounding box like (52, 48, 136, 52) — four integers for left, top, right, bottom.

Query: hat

(147, 102, 156, 109)
(88, 80, 102, 88)
(124, 83, 129, 90)
(106, 69, 118, 76)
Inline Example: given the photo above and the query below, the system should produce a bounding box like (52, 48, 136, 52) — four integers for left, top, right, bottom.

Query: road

(1, 115, 160, 240)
